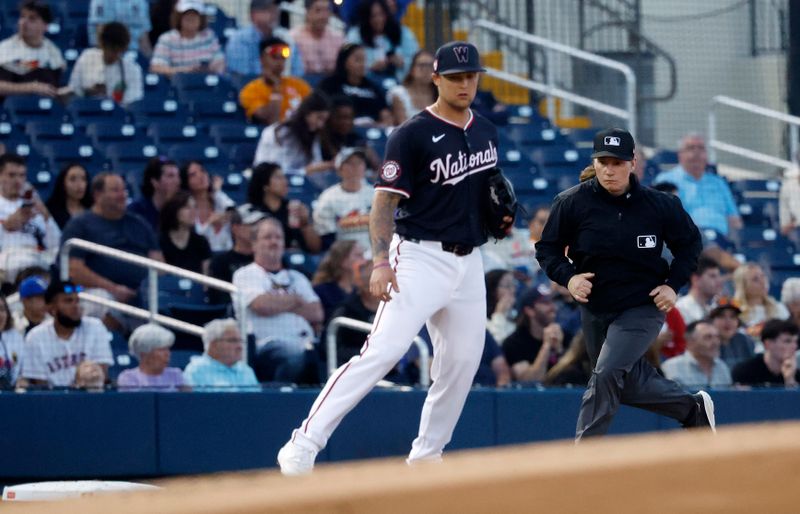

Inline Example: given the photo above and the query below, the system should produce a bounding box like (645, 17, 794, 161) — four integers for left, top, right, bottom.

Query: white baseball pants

(291, 234, 487, 462)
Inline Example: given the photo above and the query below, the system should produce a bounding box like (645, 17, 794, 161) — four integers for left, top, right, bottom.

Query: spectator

(225, 0, 303, 78)
(502, 286, 566, 383)
(482, 205, 545, 285)
(117, 323, 185, 391)
(239, 36, 311, 126)
(345, 0, 419, 83)
(88, 0, 153, 56)
(74, 360, 106, 391)
(183, 318, 259, 391)
(158, 191, 211, 274)
(18, 279, 113, 389)
(311, 239, 365, 325)
(387, 49, 436, 125)
(128, 157, 181, 232)
(312, 147, 372, 250)
(208, 204, 265, 305)
(150, 0, 225, 76)
(781, 277, 800, 328)
(14, 275, 50, 335)
(253, 91, 334, 187)
(317, 43, 393, 126)
(62, 173, 163, 306)
(319, 95, 381, 172)
(708, 298, 756, 370)
(473, 330, 512, 387)
(68, 22, 144, 106)
(675, 255, 723, 324)
(232, 218, 324, 383)
(661, 320, 732, 389)
(245, 162, 322, 253)
(0, 153, 60, 286)
(485, 269, 516, 344)
(180, 160, 234, 252)
(543, 332, 592, 387)
(0, 293, 24, 390)
(732, 318, 800, 387)
(0, 0, 65, 98)
(779, 166, 800, 239)
(45, 164, 92, 230)
(328, 259, 377, 366)
(289, 0, 345, 79)
(733, 262, 789, 328)
(654, 134, 742, 237)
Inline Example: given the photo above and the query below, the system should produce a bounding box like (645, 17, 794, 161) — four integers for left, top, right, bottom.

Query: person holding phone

(0, 154, 60, 287)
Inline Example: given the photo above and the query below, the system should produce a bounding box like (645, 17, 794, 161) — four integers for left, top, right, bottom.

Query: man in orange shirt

(239, 36, 311, 125)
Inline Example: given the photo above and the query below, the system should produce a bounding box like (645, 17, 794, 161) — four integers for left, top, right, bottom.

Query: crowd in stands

(0, 0, 798, 394)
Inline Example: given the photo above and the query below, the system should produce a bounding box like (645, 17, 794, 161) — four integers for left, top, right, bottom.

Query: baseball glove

(484, 167, 518, 240)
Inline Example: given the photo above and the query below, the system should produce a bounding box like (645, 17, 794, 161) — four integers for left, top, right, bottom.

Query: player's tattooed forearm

(369, 191, 400, 260)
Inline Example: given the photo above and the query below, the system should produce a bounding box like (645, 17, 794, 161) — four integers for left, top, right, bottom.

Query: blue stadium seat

(650, 149, 679, 171)
(128, 97, 190, 124)
(157, 276, 206, 307)
(106, 142, 162, 174)
(108, 330, 138, 381)
(66, 97, 127, 127)
(738, 226, 794, 252)
(731, 179, 782, 195)
(506, 123, 565, 147)
(170, 349, 202, 368)
(0, 133, 33, 158)
(86, 121, 146, 151)
(565, 127, 597, 149)
(142, 72, 175, 100)
(167, 143, 223, 166)
(171, 73, 237, 103)
(227, 142, 257, 167)
(529, 144, 581, 168)
(148, 123, 210, 145)
(26, 156, 56, 197)
(206, 4, 238, 46)
(287, 173, 323, 196)
(39, 140, 108, 174)
(187, 99, 243, 123)
(4, 95, 68, 124)
(26, 120, 78, 145)
(209, 123, 261, 146)
(56, 0, 90, 21)
(221, 169, 248, 204)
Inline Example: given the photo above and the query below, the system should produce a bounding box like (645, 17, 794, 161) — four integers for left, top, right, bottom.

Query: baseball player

(278, 41, 500, 474)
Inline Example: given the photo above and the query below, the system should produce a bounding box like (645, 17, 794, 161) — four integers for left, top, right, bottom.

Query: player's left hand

(649, 285, 677, 312)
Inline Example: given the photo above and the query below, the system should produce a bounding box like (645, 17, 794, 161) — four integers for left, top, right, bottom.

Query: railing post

(708, 103, 718, 165)
(545, 49, 556, 122)
(148, 269, 158, 321)
(59, 242, 70, 281)
(790, 124, 798, 164)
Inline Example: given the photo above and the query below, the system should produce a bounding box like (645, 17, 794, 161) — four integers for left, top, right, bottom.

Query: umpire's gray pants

(575, 303, 697, 441)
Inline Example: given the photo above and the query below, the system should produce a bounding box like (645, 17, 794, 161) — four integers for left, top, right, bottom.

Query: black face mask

(56, 312, 82, 329)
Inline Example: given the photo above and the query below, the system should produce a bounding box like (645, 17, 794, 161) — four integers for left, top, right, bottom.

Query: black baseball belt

(402, 237, 474, 256)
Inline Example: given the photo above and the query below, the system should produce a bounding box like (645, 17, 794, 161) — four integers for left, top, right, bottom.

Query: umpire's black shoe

(693, 390, 717, 434)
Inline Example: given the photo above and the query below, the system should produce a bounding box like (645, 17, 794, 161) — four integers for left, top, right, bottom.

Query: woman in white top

(387, 49, 436, 125)
(0, 294, 24, 390)
(68, 21, 143, 106)
(253, 91, 333, 188)
(779, 166, 800, 237)
(180, 160, 234, 251)
(733, 262, 790, 328)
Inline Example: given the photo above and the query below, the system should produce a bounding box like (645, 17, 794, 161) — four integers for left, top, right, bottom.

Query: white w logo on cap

(453, 46, 470, 64)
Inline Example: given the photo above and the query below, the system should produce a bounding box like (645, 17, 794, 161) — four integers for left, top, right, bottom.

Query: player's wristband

(373, 261, 391, 270)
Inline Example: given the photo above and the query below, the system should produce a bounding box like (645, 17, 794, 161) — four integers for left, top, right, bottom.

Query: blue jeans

(254, 339, 309, 384)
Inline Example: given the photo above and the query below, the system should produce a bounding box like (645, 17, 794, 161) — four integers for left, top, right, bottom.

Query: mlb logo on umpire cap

(433, 41, 487, 75)
(591, 127, 635, 161)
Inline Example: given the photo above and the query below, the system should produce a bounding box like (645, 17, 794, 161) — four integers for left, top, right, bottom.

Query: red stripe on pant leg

(301, 248, 398, 435)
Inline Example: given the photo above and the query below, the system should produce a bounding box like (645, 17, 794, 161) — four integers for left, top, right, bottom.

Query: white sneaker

(277, 440, 317, 476)
(696, 390, 717, 434)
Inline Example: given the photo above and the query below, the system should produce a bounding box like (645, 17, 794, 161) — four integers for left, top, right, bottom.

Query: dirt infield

(8, 422, 800, 513)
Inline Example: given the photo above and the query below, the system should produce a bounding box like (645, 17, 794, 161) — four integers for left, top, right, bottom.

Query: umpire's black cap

(591, 127, 635, 161)
(433, 41, 486, 75)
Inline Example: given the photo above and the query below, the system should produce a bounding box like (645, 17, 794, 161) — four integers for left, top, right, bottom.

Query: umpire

(536, 127, 716, 440)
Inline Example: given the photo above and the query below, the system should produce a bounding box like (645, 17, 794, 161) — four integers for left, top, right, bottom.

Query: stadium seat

(226, 142, 257, 167)
(86, 121, 146, 151)
(26, 120, 78, 145)
(157, 275, 207, 307)
(0, 133, 33, 158)
(565, 127, 597, 149)
(283, 249, 323, 279)
(187, 99, 243, 123)
(148, 123, 211, 145)
(39, 140, 108, 174)
(505, 123, 565, 147)
(142, 72, 175, 99)
(4, 95, 68, 125)
(128, 97, 191, 124)
(108, 330, 138, 381)
(208, 123, 261, 146)
(66, 97, 127, 127)
(171, 73, 237, 103)
(170, 348, 202, 367)
(106, 142, 162, 174)
(167, 143, 223, 166)
(650, 149, 679, 171)
(166, 303, 229, 353)
(205, 3, 238, 45)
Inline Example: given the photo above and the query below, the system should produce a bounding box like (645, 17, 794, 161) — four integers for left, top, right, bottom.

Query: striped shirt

(151, 29, 224, 70)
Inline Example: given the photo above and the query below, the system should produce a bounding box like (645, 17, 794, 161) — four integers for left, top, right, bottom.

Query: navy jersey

(375, 107, 499, 246)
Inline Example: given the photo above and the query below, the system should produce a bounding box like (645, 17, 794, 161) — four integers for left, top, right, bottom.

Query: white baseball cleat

(696, 390, 716, 434)
(277, 440, 317, 476)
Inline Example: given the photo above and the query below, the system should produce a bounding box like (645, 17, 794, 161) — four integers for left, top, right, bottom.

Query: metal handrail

(708, 95, 800, 170)
(472, 19, 638, 136)
(60, 238, 248, 356)
(326, 316, 431, 387)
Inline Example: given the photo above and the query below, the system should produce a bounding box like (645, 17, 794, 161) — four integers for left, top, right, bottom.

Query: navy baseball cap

(591, 127, 635, 161)
(433, 41, 486, 76)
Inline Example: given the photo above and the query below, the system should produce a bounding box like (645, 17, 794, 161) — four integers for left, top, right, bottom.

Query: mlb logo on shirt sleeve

(637, 235, 657, 248)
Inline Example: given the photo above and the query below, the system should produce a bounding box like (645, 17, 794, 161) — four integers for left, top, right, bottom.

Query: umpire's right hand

(370, 262, 400, 302)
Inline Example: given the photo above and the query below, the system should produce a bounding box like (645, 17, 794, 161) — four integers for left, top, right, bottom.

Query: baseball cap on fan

(334, 147, 367, 169)
(591, 128, 635, 161)
(175, 0, 205, 13)
(433, 41, 486, 75)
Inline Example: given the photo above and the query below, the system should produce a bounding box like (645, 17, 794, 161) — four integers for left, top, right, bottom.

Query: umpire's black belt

(403, 237, 474, 256)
